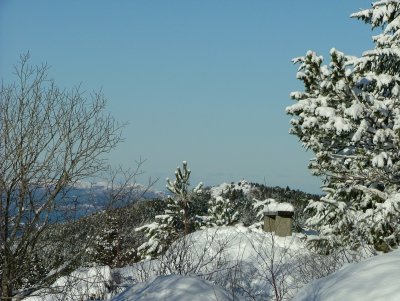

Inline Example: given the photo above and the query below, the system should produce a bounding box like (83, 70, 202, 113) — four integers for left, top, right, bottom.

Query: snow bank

(111, 274, 236, 301)
(24, 266, 113, 301)
(292, 249, 400, 301)
(25, 225, 391, 301)
(118, 225, 308, 300)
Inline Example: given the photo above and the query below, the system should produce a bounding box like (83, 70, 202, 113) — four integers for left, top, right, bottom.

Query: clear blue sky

(1, 1, 373, 193)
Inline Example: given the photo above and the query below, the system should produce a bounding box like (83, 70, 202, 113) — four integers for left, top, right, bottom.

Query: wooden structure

(263, 202, 294, 237)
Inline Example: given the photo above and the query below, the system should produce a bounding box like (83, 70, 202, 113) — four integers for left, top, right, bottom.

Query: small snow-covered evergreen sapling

(135, 220, 173, 260)
(287, 0, 400, 251)
(166, 161, 203, 235)
(135, 161, 203, 259)
(207, 196, 239, 226)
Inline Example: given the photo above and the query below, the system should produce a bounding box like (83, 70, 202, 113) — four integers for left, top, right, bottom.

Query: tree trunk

(184, 203, 189, 235)
(1, 264, 13, 300)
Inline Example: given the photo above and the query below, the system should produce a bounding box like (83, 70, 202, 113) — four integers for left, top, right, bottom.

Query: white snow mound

(111, 274, 236, 301)
(292, 249, 400, 301)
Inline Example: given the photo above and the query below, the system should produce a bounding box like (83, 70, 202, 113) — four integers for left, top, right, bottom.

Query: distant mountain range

(45, 181, 167, 220)
(46, 180, 319, 221)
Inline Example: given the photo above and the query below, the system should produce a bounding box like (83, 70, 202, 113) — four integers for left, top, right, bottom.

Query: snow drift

(292, 249, 400, 301)
(111, 274, 236, 301)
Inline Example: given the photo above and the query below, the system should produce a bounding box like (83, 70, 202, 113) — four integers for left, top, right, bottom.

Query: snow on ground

(117, 224, 308, 300)
(292, 249, 400, 301)
(24, 225, 308, 301)
(24, 266, 114, 301)
(24, 225, 400, 301)
(111, 274, 237, 301)
(117, 224, 306, 278)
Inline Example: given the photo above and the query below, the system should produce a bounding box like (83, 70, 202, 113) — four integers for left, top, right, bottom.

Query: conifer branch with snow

(287, 0, 400, 251)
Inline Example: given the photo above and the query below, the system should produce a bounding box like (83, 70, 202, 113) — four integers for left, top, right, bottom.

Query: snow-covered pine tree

(207, 196, 239, 226)
(287, 1, 400, 251)
(135, 161, 202, 259)
(217, 181, 254, 225)
(166, 161, 203, 235)
(135, 219, 175, 260)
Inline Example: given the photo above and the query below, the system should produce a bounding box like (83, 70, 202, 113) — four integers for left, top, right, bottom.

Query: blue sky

(1, 1, 374, 193)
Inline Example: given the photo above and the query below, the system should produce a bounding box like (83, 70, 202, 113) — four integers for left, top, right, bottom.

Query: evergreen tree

(135, 219, 174, 260)
(207, 196, 239, 226)
(88, 213, 121, 267)
(135, 161, 203, 259)
(287, 1, 400, 251)
(166, 161, 203, 235)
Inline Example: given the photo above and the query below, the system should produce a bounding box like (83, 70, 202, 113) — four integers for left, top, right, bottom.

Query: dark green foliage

(190, 189, 211, 218)
(89, 213, 121, 267)
(85, 199, 166, 266)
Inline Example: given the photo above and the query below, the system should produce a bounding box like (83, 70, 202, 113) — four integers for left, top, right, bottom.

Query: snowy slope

(292, 249, 400, 301)
(24, 225, 308, 301)
(111, 275, 238, 301)
(24, 225, 400, 301)
(24, 266, 114, 301)
(116, 225, 308, 300)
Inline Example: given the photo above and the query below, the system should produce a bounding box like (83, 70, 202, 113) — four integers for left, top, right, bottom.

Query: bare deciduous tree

(0, 53, 124, 299)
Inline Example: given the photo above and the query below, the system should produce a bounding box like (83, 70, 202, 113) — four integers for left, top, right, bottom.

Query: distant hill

(43, 181, 167, 221)
(209, 179, 320, 204)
